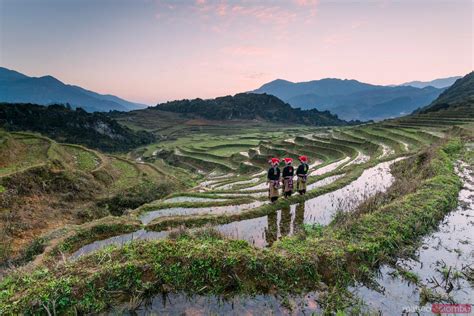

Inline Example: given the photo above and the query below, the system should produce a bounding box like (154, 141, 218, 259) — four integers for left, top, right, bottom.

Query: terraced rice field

(0, 132, 167, 192)
(1, 108, 473, 314)
(0, 133, 51, 176)
(59, 144, 101, 172)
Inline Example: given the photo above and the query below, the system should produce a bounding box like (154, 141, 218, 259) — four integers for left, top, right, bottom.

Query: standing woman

(267, 157, 281, 203)
(296, 155, 309, 195)
(282, 158, 294, 197)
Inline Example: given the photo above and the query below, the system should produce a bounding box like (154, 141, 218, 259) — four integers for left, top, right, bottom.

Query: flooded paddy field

(4, 118, 474, 315)
(70, 158, 401, 257)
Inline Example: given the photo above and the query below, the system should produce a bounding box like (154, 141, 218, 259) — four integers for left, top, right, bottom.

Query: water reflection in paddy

(163, 196, 227, 203)
(216, 177, 259, 190)
(215, 204, 304, 248)
(113, 292, 321, 315)
(307, 174, 345, 191)
(304, 158, 401, 225)
(310, 157, 351, 176)
(71, 229, 169, 259)
(140, 201, 266, 225)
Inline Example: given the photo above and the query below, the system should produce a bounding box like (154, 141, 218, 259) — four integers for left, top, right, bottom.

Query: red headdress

(283, 157, 293, 165)
(269, 157, 280, 165)
(298, 155, 308, 163)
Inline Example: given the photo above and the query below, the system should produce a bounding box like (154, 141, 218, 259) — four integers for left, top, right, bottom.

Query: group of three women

(267, 155, 309, 202)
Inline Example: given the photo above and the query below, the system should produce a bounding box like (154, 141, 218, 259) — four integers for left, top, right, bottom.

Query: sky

(0, 0, 472, 105)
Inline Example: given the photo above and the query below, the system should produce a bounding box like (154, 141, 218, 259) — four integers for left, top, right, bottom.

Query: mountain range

(0, 67, 146, 112)
(1, 66, 464, 121)
(252, 77, 457, 121)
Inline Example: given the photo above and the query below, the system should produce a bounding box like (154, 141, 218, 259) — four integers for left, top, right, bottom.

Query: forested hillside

(418, 71, 474, 113)
(155, 93, 354, 126)
(0, 103, 155, 152)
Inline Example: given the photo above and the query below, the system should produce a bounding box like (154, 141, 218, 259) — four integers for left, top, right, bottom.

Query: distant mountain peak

(400, 76, 462, 89)
(0, 68, 147, 112)
(270, 78, 293, 84)
(37, 75, 64, 85)
(39, 75, 59, 80)
(253, 76, 445, 121)
(0, 67, 28, 81)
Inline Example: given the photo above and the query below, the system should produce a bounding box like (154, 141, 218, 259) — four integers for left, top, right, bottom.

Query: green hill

(154, 93, 354, 126)
(418, 71, 474, 114)
(0, 103, 155, 152)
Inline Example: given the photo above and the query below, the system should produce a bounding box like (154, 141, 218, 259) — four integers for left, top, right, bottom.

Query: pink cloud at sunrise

(1, 0, 472, 105)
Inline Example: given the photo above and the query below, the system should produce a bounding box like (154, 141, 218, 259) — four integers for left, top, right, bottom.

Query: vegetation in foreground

(0, 138, 463, 314)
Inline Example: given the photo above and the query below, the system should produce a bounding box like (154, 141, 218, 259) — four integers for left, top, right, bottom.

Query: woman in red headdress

(296, 155, 309, 195)
(267, 157, 281, 202)
(282, 158, 294, 197)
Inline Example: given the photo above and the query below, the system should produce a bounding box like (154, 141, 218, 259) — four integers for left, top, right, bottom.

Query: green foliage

(0, 103, 155, 152)
(156, 93, 353, 126)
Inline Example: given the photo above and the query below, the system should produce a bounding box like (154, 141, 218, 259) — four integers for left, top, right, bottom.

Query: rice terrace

(0, 0, 473, 315)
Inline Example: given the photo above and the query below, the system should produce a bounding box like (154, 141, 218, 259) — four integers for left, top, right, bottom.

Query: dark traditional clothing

(296, 162, 309, 195)
(267, 166, 280, 202)
(282, 165, 294, 197)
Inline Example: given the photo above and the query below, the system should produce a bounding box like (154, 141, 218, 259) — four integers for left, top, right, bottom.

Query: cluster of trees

(0, 103, 155, 152)
(155, 93, 354, 126)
